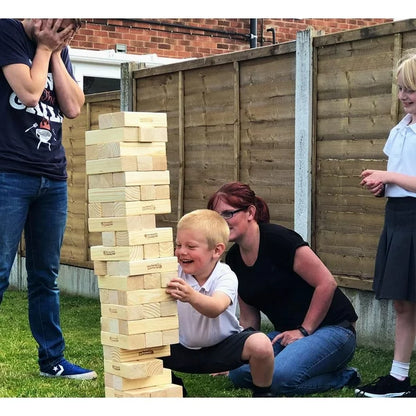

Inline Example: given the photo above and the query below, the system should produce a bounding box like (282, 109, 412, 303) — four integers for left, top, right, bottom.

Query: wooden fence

(58, 19, 416, 292)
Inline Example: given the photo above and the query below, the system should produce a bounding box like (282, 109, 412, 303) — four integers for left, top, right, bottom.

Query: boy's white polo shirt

(177, 261, 243, 349)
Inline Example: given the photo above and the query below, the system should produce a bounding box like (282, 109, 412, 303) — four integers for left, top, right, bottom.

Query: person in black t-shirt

(0, 19, 96, 380)
(208, 181, 359, 396)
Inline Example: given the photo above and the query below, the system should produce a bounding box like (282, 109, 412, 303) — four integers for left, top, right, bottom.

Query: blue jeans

(229, 325, 357, 396)
(0, 172, 67, 369)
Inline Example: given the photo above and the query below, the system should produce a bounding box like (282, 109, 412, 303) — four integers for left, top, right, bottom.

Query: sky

(2, 1, 408, 20)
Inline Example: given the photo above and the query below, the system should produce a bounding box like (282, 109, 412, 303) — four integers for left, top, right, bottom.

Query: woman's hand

(272, 329, 304, 347)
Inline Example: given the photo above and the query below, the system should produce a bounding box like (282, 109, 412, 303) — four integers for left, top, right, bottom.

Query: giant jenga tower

(86, 111, 182, 398)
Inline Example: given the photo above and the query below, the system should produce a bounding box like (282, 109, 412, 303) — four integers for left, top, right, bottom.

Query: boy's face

(175, 228, 220, 281)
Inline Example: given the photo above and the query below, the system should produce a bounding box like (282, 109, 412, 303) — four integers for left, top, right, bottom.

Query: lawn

(0, 289, 412, 400)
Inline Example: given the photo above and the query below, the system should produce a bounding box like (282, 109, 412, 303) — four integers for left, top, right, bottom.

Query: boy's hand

(166, 277, 192, 302)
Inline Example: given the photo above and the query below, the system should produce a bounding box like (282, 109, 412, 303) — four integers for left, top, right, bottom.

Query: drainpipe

(250, 19, 257, 48)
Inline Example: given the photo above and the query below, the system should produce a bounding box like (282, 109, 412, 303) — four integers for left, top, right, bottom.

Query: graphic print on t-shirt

(9, 72, 62, 152)
(24, 117, 56, 150)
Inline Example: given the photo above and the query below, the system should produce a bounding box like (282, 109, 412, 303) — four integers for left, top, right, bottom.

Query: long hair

(207, 182, 270, 223)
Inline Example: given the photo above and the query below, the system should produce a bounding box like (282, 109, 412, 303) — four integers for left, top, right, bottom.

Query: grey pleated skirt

(373, 197, 416, 302)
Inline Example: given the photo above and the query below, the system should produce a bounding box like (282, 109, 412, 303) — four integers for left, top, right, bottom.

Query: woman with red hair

(207, 182, 359, 396)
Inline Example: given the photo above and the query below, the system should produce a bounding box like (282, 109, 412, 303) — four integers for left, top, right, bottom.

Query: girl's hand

(360, 169, 386, 196)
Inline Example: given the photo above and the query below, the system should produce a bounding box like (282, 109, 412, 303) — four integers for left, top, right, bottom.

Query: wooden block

(88, 186, 142, 203)
(136, 154, 167, 171)
(101, 231, 116, 246)
(104, 368, 172, 391)
(159, 241, 174, 258)
(111, 171, 170, 186)
(95, 199, 171, 217)
(94, 260, 108, 276)
(86, 155, 138, 175)
(88, 215, 156, 232)
(140, 184, 170, 201)
(106, 257, 177, 277)
(104, 358, 163, 379)
(98, 112, 167, 129)
(88, 172, 113, 189)
(97, 274, 146, 291)
(101, 315, 179, 335)
(123, 301, 178, 320)
(85, 127, 167, 146)
(113, 227, 173, 246)
(105, 383, 182, 398)
(99, 287, 173, 306)
(90, 245, 144, 262)
(143, 273, 162, 289)
(161, 270, 179, 287)
(162, 329, 179, 345)
(143, 243, 160, 259)
(101, 331, 146, 349)
(102, 344, 171, 363)
(160, 300, 178, 317)
(101, 303, 146, 320)
(145, 331, 163, 348)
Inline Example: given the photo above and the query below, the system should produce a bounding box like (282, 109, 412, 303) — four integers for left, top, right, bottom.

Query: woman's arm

(238, 295, 261, 330)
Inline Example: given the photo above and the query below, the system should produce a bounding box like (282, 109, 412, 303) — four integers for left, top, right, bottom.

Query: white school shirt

(177, 261, 243, 349)
(384, 113, 416, 198)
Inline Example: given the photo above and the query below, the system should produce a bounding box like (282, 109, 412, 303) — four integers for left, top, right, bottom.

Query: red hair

(207, 182, 270, 223)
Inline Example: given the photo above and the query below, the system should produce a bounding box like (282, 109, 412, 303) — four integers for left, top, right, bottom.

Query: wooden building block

(85, 127, 167, 146)
(145, 331, 163, 347)
(99, 287, 173, 306)
(101, 315, 179, 336)
(161, 270, 179, 287)
(88, 172, 113, 189)
(91, 245, 144, 262)
(136, 154, 167, 171)
(111, 171, 170, 187)
(110, 227, 173, 247)
(104, 358, 163, 379)
(101, 303, 146, 320)
(91, 199, 171, 217)
(104, 368, 172, 391)
(139, 184, 170, 201)
(88, 215, 156, 233)
(86, 155, 138, 175)
(162, 329, 179, 345)
(94, 261, 107, 276)
(98, 111, 167, 129)
(101, 331, 146, 349)
(88, 186, 142, 203)
(101, 301, 177, 321)
(105, 383, 182, 398)
(102, 344, 171, 363)
(97, 274, 146, 291)
(106, 256, 178, 277)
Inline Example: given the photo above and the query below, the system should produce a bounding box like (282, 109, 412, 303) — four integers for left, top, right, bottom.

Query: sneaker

(40, 359, 97, 380)
(346, 367, 361, 388)
(355, 375, 410, 398)
(401, 386, 416, 397)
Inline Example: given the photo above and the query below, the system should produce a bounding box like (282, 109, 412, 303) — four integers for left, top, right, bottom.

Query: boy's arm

(167, 278, 231, 318)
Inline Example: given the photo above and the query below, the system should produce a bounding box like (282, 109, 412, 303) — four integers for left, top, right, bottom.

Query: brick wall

(70, 18, 393, 59)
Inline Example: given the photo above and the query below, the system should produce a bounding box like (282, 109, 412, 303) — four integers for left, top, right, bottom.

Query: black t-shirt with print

(0, 19, 75, 180)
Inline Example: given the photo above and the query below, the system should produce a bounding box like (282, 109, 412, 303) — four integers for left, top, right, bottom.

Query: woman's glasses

(219, 207, 246, 220)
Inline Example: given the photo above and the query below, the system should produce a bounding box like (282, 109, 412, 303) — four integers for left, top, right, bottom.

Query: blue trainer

(40, 359, 97, 380)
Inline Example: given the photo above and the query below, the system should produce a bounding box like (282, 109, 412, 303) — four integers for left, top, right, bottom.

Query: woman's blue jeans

(229, 325, 357, 396)
(0, 172, 67, 369)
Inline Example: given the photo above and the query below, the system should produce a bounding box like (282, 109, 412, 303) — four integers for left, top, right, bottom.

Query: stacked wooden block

(86, 111, 182, 398)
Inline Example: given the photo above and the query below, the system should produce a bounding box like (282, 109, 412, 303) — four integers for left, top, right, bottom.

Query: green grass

(0, 289, 411, 398)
